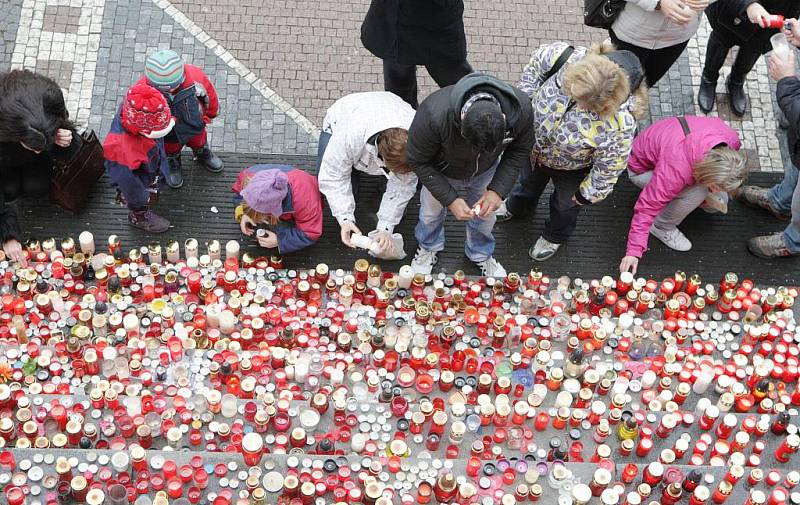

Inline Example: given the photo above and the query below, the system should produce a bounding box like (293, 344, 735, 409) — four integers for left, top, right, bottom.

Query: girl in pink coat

(619, 116, 747, 275)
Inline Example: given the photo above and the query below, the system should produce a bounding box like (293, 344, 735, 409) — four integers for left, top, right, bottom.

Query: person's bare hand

(340, 222, 362, 248)
(746, 3, 770, 27)
(54, 129, 72, 148)
(783, 18, 800, 47)
(257, 231, 278, 249)
(448, 198, 473, 221)
(682, 0, 708, 12)
(3, 240, 27, 267)
(240, 214, 256, 236)
(619, 255, 639, 275)
(768, 51, 797, 80)
(475, 190, 503, 218)
(371, 231, 393, 253)
(660, 0, 693, 24)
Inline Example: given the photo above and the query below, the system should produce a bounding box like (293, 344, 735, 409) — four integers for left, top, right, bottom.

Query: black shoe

(697, 77, 716, 114)
(727, 79, 748, 117)
(165, 155, 184, 189)
(128, 208, 170, 233)
(193, 144, 224, 173)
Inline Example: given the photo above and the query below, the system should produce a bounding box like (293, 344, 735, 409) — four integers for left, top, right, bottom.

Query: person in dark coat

(738, 22, 800, 258)
(0, 70, 78, 265)
(405, 72, 535, 277)
(698, 0, 800, 116)
(361, 0, 473, 108)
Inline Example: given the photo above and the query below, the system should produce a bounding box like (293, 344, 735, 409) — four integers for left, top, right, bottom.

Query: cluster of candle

(0, 232, 798, 505)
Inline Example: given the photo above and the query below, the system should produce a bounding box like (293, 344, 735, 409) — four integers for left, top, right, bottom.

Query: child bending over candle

(619, 115, 747, 275)
(232, 165, 323, 253)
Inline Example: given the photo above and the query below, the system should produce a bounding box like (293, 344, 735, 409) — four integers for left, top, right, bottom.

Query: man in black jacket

(361, 0, 472, 108)
(406, 73, 535, 276)
(738, 22, 800, 258)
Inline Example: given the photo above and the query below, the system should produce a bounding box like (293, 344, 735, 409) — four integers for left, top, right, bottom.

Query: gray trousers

(628, 169, 722, 231)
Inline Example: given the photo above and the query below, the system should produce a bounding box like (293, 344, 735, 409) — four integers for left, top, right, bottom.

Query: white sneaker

(650, 226, 692, 252)
(411, 247, 438, 274)
(494, 200, 514, 222)
(529, 236, 561, 261)
(475, 257, 507, 277)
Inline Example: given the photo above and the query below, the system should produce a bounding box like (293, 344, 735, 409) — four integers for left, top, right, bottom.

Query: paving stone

(1, 0, 794, 167)
(2, 0, 316, 156)
(42, 5, 82, 34)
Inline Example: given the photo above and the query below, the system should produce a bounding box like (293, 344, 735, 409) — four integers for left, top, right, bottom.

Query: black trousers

(383, 59, 473, 108)
(3, 162, 52, 203)
(506, 164, 590, 244)
(703, 28, 765, 84)
(609, 30, 690, 86)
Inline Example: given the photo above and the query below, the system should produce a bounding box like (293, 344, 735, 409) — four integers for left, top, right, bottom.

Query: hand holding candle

(746, 3, 772, 27)
(474, 189, 502, 217)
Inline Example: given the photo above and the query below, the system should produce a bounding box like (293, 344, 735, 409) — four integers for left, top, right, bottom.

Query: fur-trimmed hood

(586, 41, 649, 120)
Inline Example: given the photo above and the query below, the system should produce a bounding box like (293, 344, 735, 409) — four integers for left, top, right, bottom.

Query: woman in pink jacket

(619, 116, 747, 274)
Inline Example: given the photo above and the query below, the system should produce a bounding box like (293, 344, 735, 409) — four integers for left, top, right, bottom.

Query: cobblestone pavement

(3, 0, 317, 156)
(0, 0, 791, 171)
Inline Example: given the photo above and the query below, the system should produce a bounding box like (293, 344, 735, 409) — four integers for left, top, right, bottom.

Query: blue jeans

(767, 162, 800, 252)
(415, 166, 497, 262)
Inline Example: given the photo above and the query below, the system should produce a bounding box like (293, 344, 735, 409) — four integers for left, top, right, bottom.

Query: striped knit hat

(144, 50, 185, 92)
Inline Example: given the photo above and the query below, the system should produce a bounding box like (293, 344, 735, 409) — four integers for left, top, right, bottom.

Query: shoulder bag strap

(677, 116, 691, 137)
(543, 45, 575, 83)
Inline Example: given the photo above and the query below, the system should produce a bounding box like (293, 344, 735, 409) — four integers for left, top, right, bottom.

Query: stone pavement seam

(151, 0, 321, 140)
(10, 0, 106, 128)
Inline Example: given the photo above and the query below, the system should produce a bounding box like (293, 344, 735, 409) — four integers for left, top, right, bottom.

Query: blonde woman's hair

(560, 41, 649, 119)
(562, 54, 630, 118)
(693, 146, 748, 191)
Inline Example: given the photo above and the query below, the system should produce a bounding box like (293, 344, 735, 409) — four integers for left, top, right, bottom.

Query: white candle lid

(242, 432, 264, 452)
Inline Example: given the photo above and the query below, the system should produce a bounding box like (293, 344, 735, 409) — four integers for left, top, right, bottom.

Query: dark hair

(0, 70, 73, 152)
(461, 100, 505, 151)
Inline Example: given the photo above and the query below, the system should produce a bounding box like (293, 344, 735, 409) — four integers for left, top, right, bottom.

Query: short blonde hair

(562, 54, 630, 118)
(377, 128, 410, 174)
(693, 146, 748, 191)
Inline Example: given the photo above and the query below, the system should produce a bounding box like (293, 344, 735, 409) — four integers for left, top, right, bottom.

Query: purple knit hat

(241, 169, 289, 216)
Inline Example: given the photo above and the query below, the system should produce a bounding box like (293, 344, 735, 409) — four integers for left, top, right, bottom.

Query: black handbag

(584, 0, 626, 29)
(50, 129, 105, 213)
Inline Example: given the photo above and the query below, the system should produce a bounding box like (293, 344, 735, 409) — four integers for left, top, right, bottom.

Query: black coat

(361, 0, 468, 65)
(0, 71, 73, 245)
(406, 73, 535, 207)
(706, 0, 800, 47)
(777, 76, 800, 168)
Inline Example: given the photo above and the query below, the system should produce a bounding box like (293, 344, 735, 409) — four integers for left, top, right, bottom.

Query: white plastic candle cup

(221, 393, 238, 418)
(79, 231, 95, 255)
(350, 234, 372, 250)
(772, 33, 794, 62)
(225, 240, 240, 260)
(398, 265, 414, 289)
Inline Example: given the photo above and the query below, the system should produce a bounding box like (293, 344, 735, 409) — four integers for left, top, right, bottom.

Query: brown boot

(128, 208, 170, 233)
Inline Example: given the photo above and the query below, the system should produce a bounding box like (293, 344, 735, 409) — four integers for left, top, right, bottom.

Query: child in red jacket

(103, 83, 175, 232)
(140, 49, 222, 189)
(233, 165, 323, 253)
